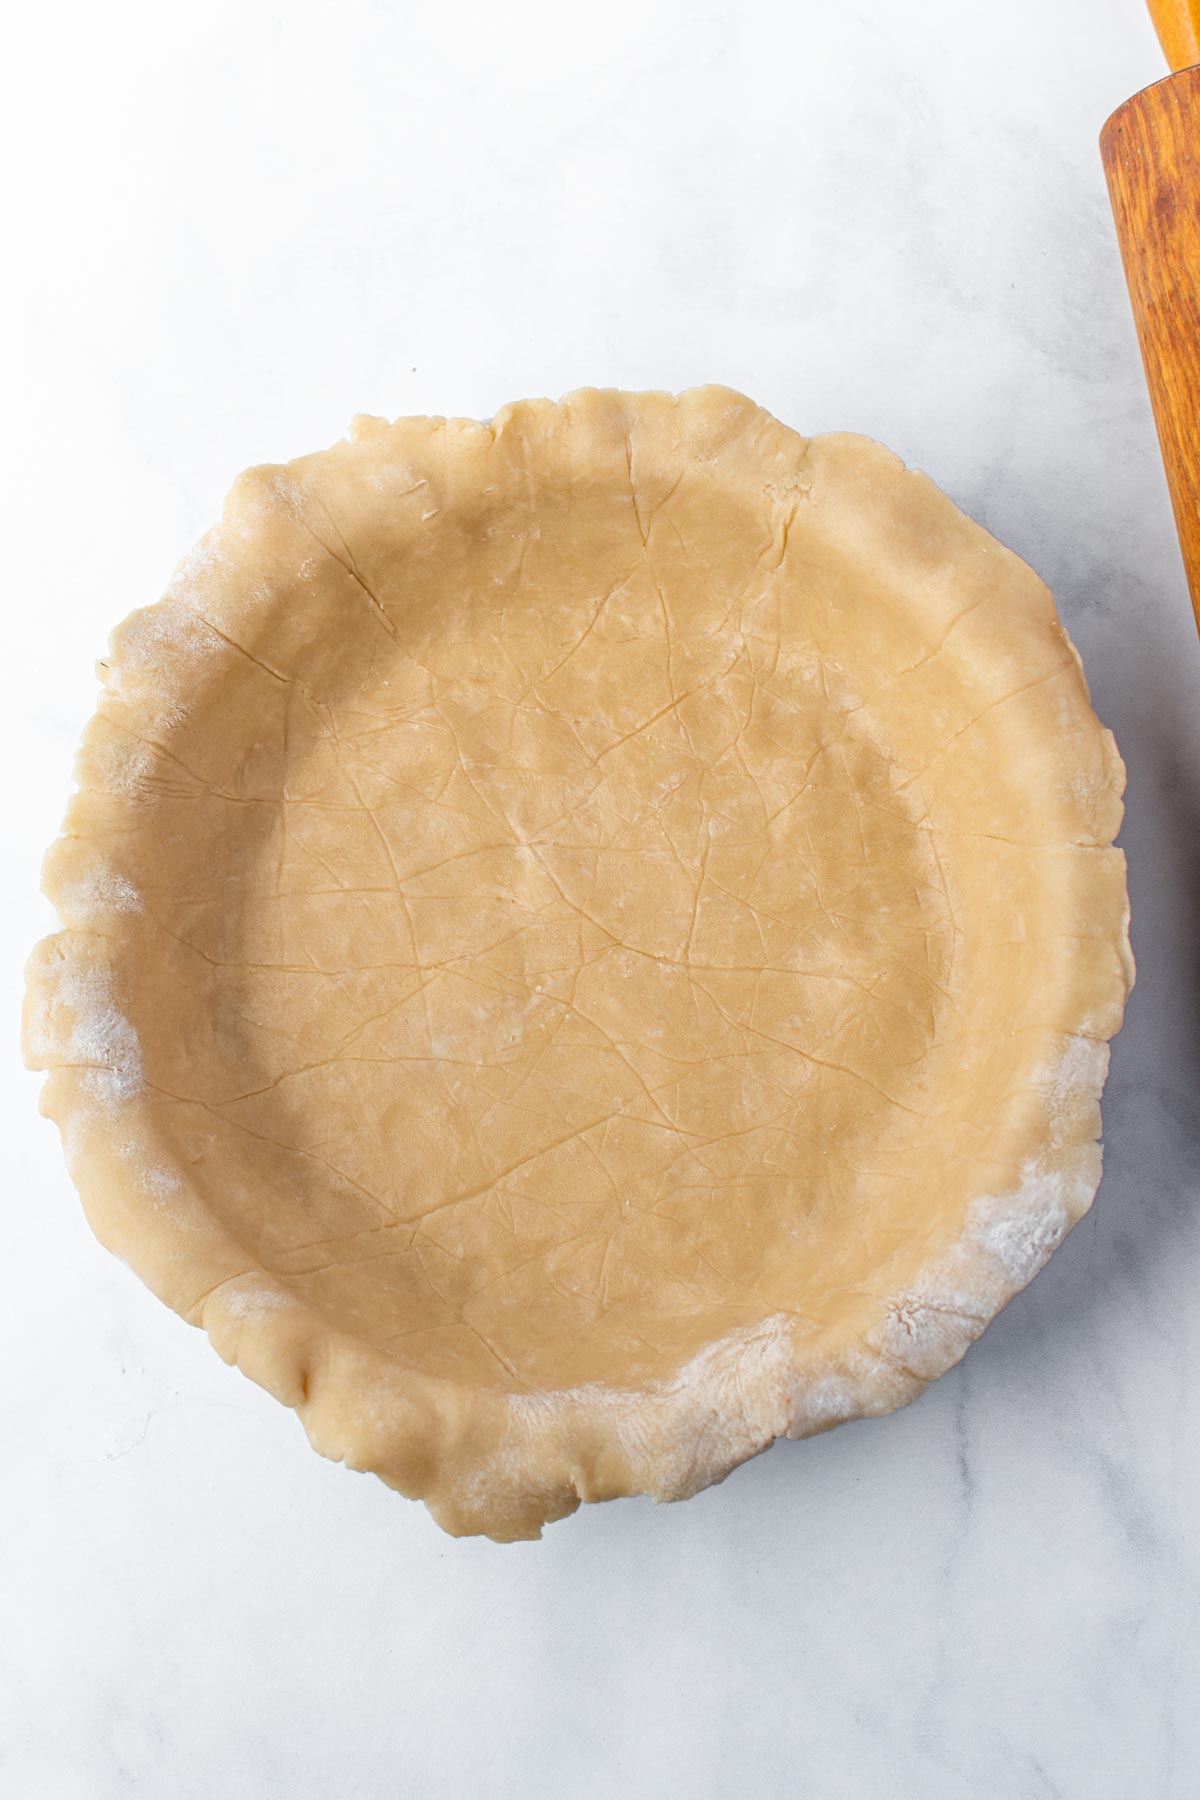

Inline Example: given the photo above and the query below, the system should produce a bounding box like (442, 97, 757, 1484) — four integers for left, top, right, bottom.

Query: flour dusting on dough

(25, 960, 143, 1106)
(107, 596, 217, 731)
(59, 862, 141, 921)
(219, 1280, 300, 1322)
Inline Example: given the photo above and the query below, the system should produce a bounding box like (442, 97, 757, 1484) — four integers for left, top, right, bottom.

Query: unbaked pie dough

(24, 388, 1133, 1539)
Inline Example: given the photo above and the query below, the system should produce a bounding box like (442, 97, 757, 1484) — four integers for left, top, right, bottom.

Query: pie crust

(24, 388, 1133, 1539)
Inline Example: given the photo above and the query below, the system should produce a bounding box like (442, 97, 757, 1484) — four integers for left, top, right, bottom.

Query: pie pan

(24, 387, 1133, 1539)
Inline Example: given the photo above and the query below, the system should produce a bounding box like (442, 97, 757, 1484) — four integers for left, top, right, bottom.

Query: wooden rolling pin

(1101, 0, 1200, 626)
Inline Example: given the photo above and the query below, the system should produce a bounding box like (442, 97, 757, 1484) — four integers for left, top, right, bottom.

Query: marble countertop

(4, 0, 1199, 1793)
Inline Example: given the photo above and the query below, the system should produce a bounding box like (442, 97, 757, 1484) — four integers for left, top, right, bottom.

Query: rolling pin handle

(1146, 0, 1200, 73)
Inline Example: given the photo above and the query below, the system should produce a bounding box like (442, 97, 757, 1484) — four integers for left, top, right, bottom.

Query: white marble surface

(4, 1, 1199, 1793)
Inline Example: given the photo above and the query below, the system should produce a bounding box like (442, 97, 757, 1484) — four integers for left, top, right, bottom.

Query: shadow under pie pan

(23, 387, 1133, 1540)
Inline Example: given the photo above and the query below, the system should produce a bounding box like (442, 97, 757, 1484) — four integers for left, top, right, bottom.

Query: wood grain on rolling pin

(1102, 66, 1200, 625)
(1146, 0, 1200, 75)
